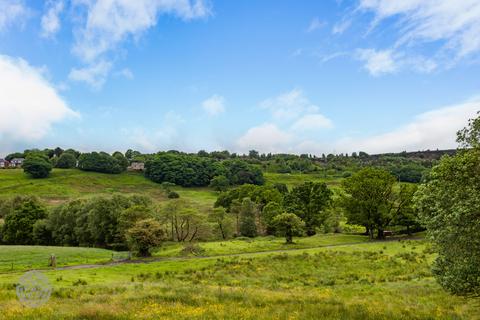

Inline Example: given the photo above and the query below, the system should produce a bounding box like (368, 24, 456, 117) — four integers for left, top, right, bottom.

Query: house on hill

(128, 162, 145, 171)
(0, 159, 9, 168)
(10, 158, 24, 168)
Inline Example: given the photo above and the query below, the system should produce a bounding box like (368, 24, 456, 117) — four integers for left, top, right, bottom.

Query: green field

(0, 239, 479, 319)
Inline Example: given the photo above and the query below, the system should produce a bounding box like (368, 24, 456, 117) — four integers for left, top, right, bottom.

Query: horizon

(1, 0, 480, 156)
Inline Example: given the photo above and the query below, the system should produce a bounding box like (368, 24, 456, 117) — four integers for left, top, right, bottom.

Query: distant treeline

(4, 147, 455, 184)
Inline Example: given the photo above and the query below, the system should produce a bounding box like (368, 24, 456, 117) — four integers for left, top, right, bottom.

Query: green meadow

(0, 239, 479, 319)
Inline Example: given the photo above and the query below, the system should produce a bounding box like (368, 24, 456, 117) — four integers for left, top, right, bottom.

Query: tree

(2, 197, 47, 244)
(272, 213, 305, 244)
(113, 151, 129, 171)
(284, 182, 332, 236)
(239, 198, 257, 237)
(341, 168, 396, 239)
(161, 200, 209, 242)
(208, 207, 233, 240)
(393, 184, 419, 235)
(55, 152, 77, 169)
(23, 155, 52, 178)
(209, 175, 229, 191)
(54, 147, 64, 158)
(127, 219, 165, 257)
(414, 115, 480, 295)
(78, 152, 124, 174)
(261, 201, 283, 234)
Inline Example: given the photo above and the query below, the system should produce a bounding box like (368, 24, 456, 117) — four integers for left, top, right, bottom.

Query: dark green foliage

(145, 153, 224, 187)
(393, 184, 420, 234)
(284, 182, 332, 236)
(168, 191, 180, 199)
(23, 155, 52, 178)
(145, 153, 263, 187)
(112, 152, 129, 171)
(341, 168, 396, 239)
(32, 219, 53, 245)
(262, 201, 283, 234)
(272, 213, 305, 243)
(223, 159, 264, 185)
(127, 219, 165, 257)
(5, 152, 24, 161)
(2, 197, 47, 244)
(389, 164, 425, 183)
(55, 152, 77, 169)
(46, 195, 155, 249)
(208, 207, 234, 240)
(215, 184, 282, 212)
(415, 146, 480, 295)
(239, 198, 257, 238)
(209, 175, 229, 191)
(78, 152, 125, 174)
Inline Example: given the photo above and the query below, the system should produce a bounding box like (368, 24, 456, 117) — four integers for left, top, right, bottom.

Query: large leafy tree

(2, 197, 47, 244)
(341, 168, 396, 239)
(272, 213, 305, 244)
(393, 184, 419, 235)
(284, 182, 332, 236)
(415, 114, 480, 295)
(78, 152, 125, 174)
(127, 219, 165, 257)
(55, 152, 77, 169)
(239, 198, 258, 237)
(22, 154, 52, 178)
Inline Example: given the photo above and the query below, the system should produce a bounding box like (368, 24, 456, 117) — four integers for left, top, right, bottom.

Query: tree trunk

(377, 228, 384, 240)
(368, 227, 374, 240)
(286, 230, 293, 244)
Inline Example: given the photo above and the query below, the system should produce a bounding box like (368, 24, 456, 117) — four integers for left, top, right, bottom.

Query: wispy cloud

(202, 94, 225, 116)
(332, 18, 351, 34)
(69, 0, 211, 88)
(356, 0, 480, 72)
(306, 17, 325, 32)
(236, 89, 333, 153)
(0, 0, 30, 32)
(68, 60, 112, 89)
(336, 98, 480, 153)
(41, 0, 64, 38)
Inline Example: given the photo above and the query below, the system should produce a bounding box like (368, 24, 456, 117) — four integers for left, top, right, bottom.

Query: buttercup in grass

(16, 271, 52, 308)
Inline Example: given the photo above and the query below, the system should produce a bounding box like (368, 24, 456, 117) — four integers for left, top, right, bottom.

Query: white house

(10, 158, 24, 168)
(0, 159, 9, 168)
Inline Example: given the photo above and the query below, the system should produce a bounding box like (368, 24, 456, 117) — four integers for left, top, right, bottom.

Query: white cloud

(332, 19, 351, 34)
(307, 17, 325, 32)
(114, 68, 134, 79)
(260, 88, 321, 120)
(336, 98, 480, 154)
(202, 94, 225, 116)
(359, 0, 480, 62)
(72, 0, 211, 62)
(68, 60, 112, 89)
(236, 89, 333, 153)
(0, 0, 30, 31)
(236, 123, 293, 153)
(0, 55, 78, 151)
(356, 49, 398, 76)
(291, 114, 334, 131)
(41, 0, 64, 38)
(68, 0, 210, 88)
(122, 111, 186, 152)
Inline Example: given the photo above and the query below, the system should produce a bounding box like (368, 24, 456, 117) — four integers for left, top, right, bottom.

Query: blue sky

(1, 0, 480, 156)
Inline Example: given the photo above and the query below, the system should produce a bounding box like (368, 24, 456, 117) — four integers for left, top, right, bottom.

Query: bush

(23, 156, 52, 178)
(209, 175, 229, 191)
(78, 152, 125, 174)
(55, 153, 77, 169)
(167, 191, 180, 199)
(127, 219, 165, 257)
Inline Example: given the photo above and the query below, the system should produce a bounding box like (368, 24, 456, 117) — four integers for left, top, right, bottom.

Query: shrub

(55, 153, 77, 169)
(23, 156, 52, 178)
(78, 152, 124, 174)
(167, 191, 180, 199)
